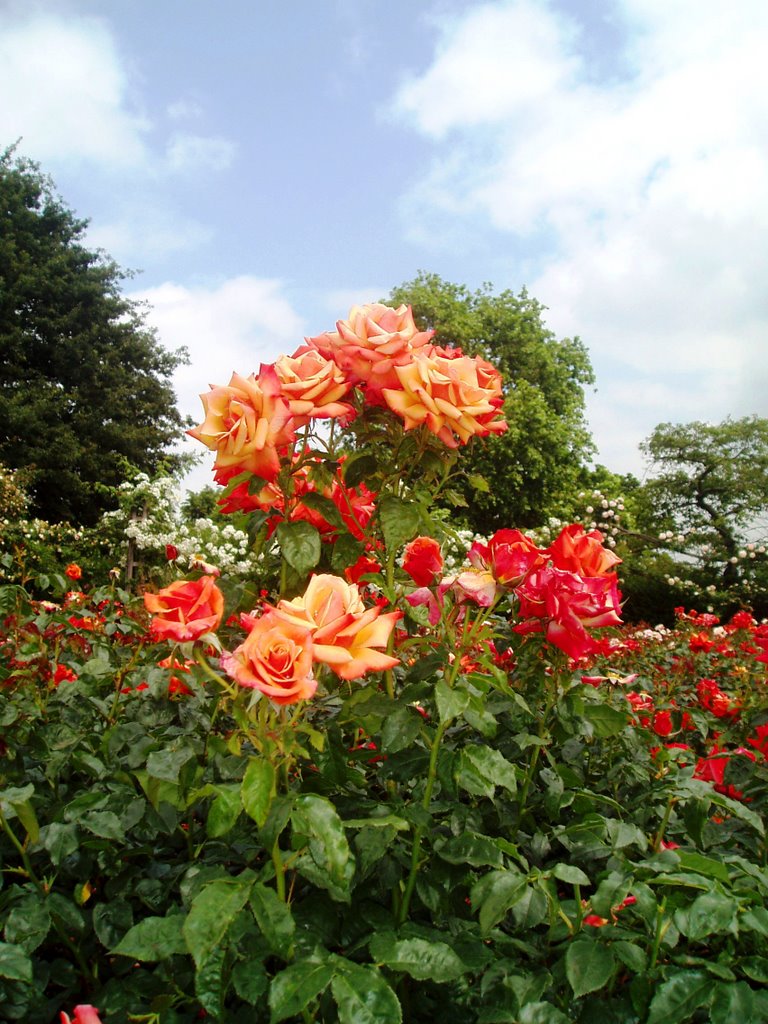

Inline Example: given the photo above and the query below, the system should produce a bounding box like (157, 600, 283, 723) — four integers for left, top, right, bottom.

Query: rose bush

(0, 302, 766, 1024)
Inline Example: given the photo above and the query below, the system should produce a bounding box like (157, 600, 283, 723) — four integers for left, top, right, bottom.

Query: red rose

(144, 576, 225, 643)
(403, 536, 443, 586)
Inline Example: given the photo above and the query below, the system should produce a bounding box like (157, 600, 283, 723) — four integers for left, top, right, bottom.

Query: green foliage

(0, 147, 188, 525)
(386, 272, 596, 530)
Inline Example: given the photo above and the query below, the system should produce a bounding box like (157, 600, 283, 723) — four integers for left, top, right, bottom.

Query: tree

(0, 148, 188, 525)
(386, 272, 595, 531)
(636, 417, 768, 591)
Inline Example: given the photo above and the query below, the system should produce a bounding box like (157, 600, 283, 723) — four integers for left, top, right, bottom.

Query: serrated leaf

(0, 941, 33, 983)
(378, 495, 421, 555)
(291, 794, 352, 902)
(146, 743, 197, 783)
(370, 933, 465, 982)
(330, 961, 402, 1024)
(680, 891, 739, 942)
(241, 757, 275, 827)
(112, 914, 187, 961)
(456, 746, 517, 799)
(435, 678, 470, 724)
(275, 520, 322, 575)
(183, 875, 254, 967)
(269, 960, 334, 1023)
(582, 703, 627, 738)
(518, 1003, 570, 1024)
(710, 981, 756, 1024)
(4, 896, 50, 953)
(565, 940, 615, 998)
(250, 882, 295, 959)
(299, 492, 346, 530)
(470, 869, 527, 936)
(646, 971, 711, 1024)
(206, 784, 242, 838)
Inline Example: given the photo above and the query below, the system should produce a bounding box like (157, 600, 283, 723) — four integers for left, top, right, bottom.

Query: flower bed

(0, 303, 766, 1023)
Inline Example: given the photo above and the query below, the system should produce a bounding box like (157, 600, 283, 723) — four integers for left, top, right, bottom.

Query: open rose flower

(221, 611, 316, 705)
(547, 524, 622, 578)
(469, 529, 547, 587)
(514, 566, 623, 660)
(274, 346, 355, 427)
(272, 574, 400, 680)
(403, 536, 443, 587)
(307, 303, 434, 399)
(188, 365, 295, 484)
(64, 563, 82, 580)
(382, 352, 507, 448)
(144, 576, 224, 642)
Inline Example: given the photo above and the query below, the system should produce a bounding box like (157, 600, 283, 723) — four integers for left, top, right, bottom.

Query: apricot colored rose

(272, 574, 400, 681)
(469, 529, 547, 587)
(547, 525, 621, 578)
(221, 611, 316, 705)
(403, 536, 443, 586)
(144, 576, 224, 642)
(274, 346, 355, 427)
(382, 352, 507, 448)
(188, 366, 295, 484)
(306, 303, 433, 399)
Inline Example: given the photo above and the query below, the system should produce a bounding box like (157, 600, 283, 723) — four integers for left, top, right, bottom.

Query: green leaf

(299, 492, 346, 530)
(456, 746, 517, 799)
(435, 832, 505, 869)
(250, 882, 295, 959)
(183, 875, 254, 967)
(676, 851, 730, 884)
(370, 933, 466, 982)
(565, 940, 615, 998)
(343, 452, 379, 488)
(4, 896, 50, 953)
(241, 757, 276, 827)
(232, 958, 268, 1005)
(582, 703, 627, 738)
(552, 863, 591, 886)
(613, 941, 647, 974)
(330, 961, 402, 1024)
(435, 678, 470, 724)
(206, 784, 242, 838)
(378, 495, 421, 555)
(196, 943, 226, 1020)
(646, 971, 712, 1024)
(518, 1004, 570, 1024)
(40, 821, 79, 866)
(679, 891, 739, 942)
(471, 869, 528, 936)
(291, 794, 353, 902)
(590, 872, 631, 918)
(269, 959, 334, 1023)
(112, 914, 187, 961)
(276, 520, 321, 575)
(741, 956, 768, 983)
(146, 743, 197, 783)
(0, 941, 33, 983)
(710, 981, 757, 1024)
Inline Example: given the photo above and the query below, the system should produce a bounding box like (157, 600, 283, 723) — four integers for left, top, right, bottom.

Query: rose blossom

(403, 536, 443, 587)
(60, 1008, 104, 1024)
(382, 351, 507, 448)
(144, 576, 224, 642)
(64, 563, 82, 581)
(221, 611, 316, 705)
(272, 574, 400, 680)
(469, 529, 547, 587)
(547, 525, 622, 578)
(188, 366, 295, 484)
(307, 303, 433, 398)
(274, 346, 355, 427)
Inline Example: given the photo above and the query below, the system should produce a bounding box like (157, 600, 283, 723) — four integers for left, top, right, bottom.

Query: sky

(2, 0, 767, 495)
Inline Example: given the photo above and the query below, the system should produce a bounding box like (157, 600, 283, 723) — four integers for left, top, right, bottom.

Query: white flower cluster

(108, 474, 261, 577)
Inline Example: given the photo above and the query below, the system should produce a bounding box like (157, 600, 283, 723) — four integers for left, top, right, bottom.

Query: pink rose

(221, 611, 316, 705)
(469, 529, 547, 587)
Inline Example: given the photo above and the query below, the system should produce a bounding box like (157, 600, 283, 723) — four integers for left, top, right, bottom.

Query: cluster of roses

(188, 302, 507, 520)
(403, 523, 623, 661)
(144, 571, 401, 704)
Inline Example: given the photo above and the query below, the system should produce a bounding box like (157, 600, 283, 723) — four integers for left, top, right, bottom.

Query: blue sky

(2, 0, 767, 494)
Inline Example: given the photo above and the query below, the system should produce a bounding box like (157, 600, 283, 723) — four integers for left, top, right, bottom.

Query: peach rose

(382, 352, 507, 448)
(144, 576, 224, 642)
(548, 525, 622, 578)
(272, 574, 400, 681)
(306, 303, 434, 399)
(221, 611, 316, 705)
(188, 365, 295, 484)
(274, 346, 355, 427)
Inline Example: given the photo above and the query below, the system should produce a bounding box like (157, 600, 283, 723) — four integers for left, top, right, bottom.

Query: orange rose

(272, 574, 400, 680)
(403, 536, 443, 586)
(221, 611, 316, 705)
(274, 346, 355, 427)
(382, 352, 507, 448)
(547, 525, 622, 578)
(188, 365, 295, 484)
(144, 576, 224, 642)
(307, 303, 434, 398)
(64, 563, 82, 580)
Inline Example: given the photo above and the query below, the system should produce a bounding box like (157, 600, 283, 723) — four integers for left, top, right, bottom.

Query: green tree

(0, 148, 188, 525)
(387, 272, 595, 531)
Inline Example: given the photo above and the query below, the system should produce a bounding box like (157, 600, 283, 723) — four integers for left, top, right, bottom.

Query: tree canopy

(0, 148, 188, 525)
(386, 272, 596, 531)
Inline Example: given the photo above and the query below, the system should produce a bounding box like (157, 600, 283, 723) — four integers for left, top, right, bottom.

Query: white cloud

(130, 277, 308, 492)
(390, 0, 768, 471)
(86, 213, 213, 264)
(165, 133, 236, 173)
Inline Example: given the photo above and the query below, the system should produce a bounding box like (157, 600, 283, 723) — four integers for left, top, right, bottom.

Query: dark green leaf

(112, 914, 187, 961)
(370, 933, 466, 982)
(206, 784, 242, 838)
(456, 746, 517, 798)
(250, 882, 295, 959)
(582, 703, 627, 738)
(292, 794, 353, 902)
(269, 960, 334, 1023)
(565, 940, 615, 998)
(378, 495, 421, 554)
(276, 520, 321, 575)
(710, 981, 757, 1024)
(552, 864, 591, 886)
(330, 960, 402, 1024)
(518, 1004, 570, 1024)
(183, 875, 254, 967)
(647, 971, 712, 1024)
(241, 757, 275, 827)
(435, 678, 470, 724)
(146, 743, 197, 783)
(471, 869, 527, 936)
(4, 896, 50, 953)
(0, 941, 33, 983)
